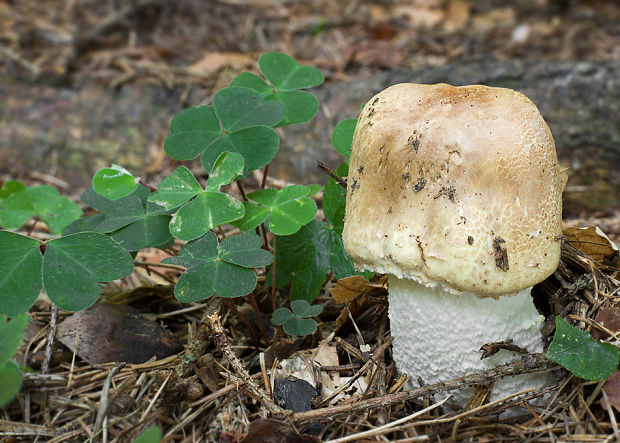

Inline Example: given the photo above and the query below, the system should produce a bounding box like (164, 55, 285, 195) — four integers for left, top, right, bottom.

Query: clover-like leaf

(291, 299, 323, 318)
(0, 185, 82, 234)
(43, 232, 135, 311)
(0, 231, 43, 316)
(205, 152, 244, 191)
(547, 316, 619, 381)
(0, 314, 30, 367)
(271, 220, 357, 302)
(271, 308, 295, 325)
(0, 360, 22, 407)
(80, 186, 173, 250)
(147, 166, 202, 211)
(163, 232, 271, 302)
(0, 313, 29, 406)
(164, 106, 221, 160)
(219, 231, 273, 268)
(132, 426, 163, 443)
(92, 164, 140, 200)
(258, 52, 324, 91)
(230, 202, 270, 232)
(0, 180, 26, 200)
(169, 192, 244, 241)
(213, 86, 285, 132)
(323, 163, 348, 234)
(332, 118, 357, 158)
(247, 185, 317, 236)
(201, 126, 280, 176)
(230, 72, 273, 97)
(283, 318, 318, 337)
(268, 90, 319, 127)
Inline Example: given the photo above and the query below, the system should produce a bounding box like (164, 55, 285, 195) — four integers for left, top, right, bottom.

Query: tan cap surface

(342, 83, 564, 296)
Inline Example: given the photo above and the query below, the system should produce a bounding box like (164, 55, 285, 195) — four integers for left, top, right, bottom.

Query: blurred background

(1, 0, 618, 230)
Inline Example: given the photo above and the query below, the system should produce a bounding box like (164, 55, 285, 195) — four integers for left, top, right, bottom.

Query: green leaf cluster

(163, 52, 324, 176)
(272, 299, 323, 336)
(232, 185, 317, 236)
(66, 185, 173, 251)
(547, 316, 619, 381)
(163, 232, 272, 302)
(148, 153, 246, 241)
(0, 231, 134, 315)
(0, 181, 81, 234)
(0, 314, 29, 407)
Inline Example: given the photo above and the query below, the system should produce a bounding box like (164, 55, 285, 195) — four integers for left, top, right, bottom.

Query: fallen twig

(291, 353, 558, 424)
(207, 312, 285, 416)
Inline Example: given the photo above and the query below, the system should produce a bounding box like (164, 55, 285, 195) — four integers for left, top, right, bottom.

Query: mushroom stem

(387, 275, 555, 408)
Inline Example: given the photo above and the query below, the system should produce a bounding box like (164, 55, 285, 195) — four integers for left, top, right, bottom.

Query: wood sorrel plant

(0, 52, 357, 360)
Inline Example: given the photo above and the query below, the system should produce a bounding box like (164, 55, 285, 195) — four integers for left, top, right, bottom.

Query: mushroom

(342, 83, 565, 407)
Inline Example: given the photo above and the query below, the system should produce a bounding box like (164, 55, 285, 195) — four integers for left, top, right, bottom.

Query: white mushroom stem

(388, 275, 555, 408)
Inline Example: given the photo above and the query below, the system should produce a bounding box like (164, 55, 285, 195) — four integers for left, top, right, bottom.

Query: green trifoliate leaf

(201, 125, 280, 176)
(283, 318, 318, 337)
(0, 189, 35, 229)
(271, 220, 356, 302)
(547, 316, 619, 381)
(205, 152, 245, 191)
(162, 232, 271, 302)
(62, 214, 107, 236)
(247, 185, 317, 235)
(291, 299, 323, 318)
(323, 163, 348, 234)
(271, 308, 295, 325)
(43, 232, 135, 311)
(306, 184, 323, 196)
(0, 360, 22, 407)
(81, 186, 173, 250)
(213, 86, 285, 132)
(219, 231, 273, 268)
(258, 52, 324, 91)
(0, 314, 30, 367)
(110, 215, 173, 251)
(147, 166, 202, 211)
(230, 202, 270, 232)
(332, 118, 357, 158)
(164, 106, 221, 160)
(230, 72, 273, 97)
(0, 180, 26, 200)
(92, 164, 140, 200)
(169, 192, 244, 241)
(132, 426, 162, 443)
(0, 231, 43, 316)
(0, 186, 82, 234)
(268, 90, 319, 127)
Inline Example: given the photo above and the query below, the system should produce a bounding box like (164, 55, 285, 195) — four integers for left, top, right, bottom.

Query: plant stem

(261, 163, 270, 189)
(271, 235, 277, 312)
(223, 299, 260, 350)
(236, 180, 248, 201)
(139, 180, 157, 191)
(317, 161, 347, 188)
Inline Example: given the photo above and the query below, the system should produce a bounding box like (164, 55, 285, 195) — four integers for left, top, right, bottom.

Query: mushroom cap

(342, 83, 564, 296)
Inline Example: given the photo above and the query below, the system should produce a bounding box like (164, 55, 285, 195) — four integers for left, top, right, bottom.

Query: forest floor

(1, 0, 619, 441)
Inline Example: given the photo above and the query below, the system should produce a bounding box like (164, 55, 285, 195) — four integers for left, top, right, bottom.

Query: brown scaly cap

(342, 83, 565, 297)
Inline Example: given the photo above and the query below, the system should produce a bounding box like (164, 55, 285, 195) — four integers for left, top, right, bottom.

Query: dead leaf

(188, 52, 253, 76)
(57, 303, 182, 365)
(603, 371, 620, 413)
(563, 225, 619, 265)
(330, 275, 387, 304)
(592, 307, 620, 341)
